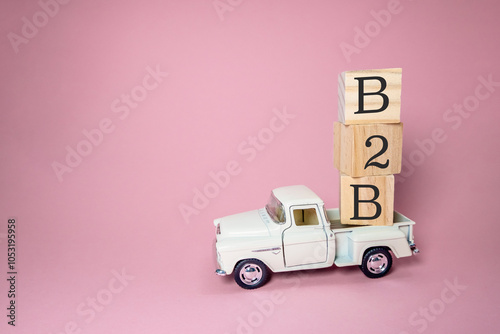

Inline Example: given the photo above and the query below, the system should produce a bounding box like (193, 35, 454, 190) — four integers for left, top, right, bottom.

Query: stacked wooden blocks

(335, 68, 403, 226)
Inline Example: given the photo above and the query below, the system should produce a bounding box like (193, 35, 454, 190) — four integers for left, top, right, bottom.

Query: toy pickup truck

(214, 185, 419, 289)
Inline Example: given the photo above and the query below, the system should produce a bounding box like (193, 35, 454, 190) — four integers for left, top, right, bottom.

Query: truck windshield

(265, 193, 285, 224)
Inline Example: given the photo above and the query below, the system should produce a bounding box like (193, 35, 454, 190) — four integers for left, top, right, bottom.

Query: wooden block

(334, 122, 403, 177)
(333, 121, 342, 171)
(338, 68, 402, 124)
(340, 174, 394, 226)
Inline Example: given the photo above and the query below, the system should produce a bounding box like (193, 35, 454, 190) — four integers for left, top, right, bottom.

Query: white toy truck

(214, 185, 419, 289)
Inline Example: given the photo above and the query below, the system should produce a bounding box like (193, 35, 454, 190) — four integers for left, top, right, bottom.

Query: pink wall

(1, 0, 499, 333)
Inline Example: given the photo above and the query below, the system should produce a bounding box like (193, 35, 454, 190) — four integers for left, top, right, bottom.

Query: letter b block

(340, 174, 394, 226)
(338, 68, 402, 124)
(334, 122, 403, 177)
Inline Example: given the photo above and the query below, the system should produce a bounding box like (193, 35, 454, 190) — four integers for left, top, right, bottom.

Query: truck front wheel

(234, 259, 269, 289)
(360, 248, 392, 279)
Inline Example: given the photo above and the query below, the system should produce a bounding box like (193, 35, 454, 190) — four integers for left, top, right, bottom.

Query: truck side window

(293, 208, 319, 226)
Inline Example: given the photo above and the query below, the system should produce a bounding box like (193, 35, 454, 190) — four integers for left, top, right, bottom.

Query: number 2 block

(334, 122, 403, 177)
(340, 174, 394, 226)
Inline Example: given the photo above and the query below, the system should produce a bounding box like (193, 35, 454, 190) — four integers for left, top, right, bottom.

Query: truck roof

(272, 185, 324, 206)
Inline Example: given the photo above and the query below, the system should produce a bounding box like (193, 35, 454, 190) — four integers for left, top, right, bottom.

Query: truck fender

(234, 256, 275, 274)
(350, 228, 412, 264)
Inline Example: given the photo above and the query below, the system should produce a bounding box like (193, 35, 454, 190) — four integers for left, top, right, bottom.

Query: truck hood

(216, 209, 272, 238)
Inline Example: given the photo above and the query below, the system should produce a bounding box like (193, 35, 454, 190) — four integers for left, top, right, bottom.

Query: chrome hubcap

(239, 264, 263, 285)
(367, 253, 388, 274)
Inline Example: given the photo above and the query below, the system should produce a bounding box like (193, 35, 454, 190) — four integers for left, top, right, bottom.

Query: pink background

(1, 0, 499, 333)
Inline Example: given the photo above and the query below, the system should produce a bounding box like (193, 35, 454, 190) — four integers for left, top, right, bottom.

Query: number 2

(364, 135, 389, 169)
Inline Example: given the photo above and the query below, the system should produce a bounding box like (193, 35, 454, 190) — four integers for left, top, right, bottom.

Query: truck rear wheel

(234, 259, 269, 289)
(360, 248, 392, 279)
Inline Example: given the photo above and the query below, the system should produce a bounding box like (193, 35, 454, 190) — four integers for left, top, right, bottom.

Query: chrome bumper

(215, 269, 227, 276)
(410, 243, 420, 254)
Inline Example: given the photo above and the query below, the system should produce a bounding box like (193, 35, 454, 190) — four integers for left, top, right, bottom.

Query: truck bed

(325, 209, 416, 267)
(325, 209, 414, 230)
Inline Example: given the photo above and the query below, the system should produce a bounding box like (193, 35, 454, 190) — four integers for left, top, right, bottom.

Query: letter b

(82, 128, 104, 146)
(39, 0, 60, 17)
(338, 68, 401, 124)
(414, 137, 436, 156)
(354, 76, 389, 114)
(370, 9, 392, 27)
(351, 184, 381, 220)
(209, 170, 230, 188)
(340, 174, 394, 226)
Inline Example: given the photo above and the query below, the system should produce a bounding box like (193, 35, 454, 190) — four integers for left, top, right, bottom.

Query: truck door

(282, 205, 328, 267)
